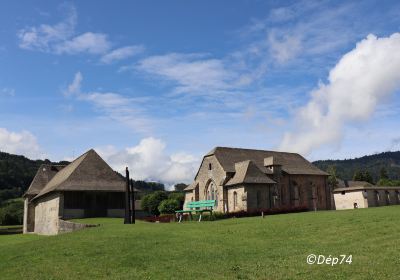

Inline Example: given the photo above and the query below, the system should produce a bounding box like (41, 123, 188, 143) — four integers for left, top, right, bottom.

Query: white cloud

(55, 32, 111, 55)
(280, 33, 400, 155)
(64, 72, 152, 133)
(17, 5, 77, 52)
(101, 45, 145, 64)
(0, 128, 41, 158)
(63, 71, 82, 96)
(98, 137, 200, 188)
(17, 5, 132, 57)
(136, 52, 267, 95)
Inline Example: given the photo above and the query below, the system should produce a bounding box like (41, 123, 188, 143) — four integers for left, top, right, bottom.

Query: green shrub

(158, 199, 180, 214)
(0, 198, 24, 225)
(141, 191, 168, 216)
(168, 192, 185, 208)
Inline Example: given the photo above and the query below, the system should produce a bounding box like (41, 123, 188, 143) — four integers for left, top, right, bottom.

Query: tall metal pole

(124, 167, 131, 224)
(130, 179, 136, 224)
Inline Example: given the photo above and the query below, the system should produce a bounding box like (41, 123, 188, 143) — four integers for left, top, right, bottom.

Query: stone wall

(190, 155, 227, 212)
(334, 191, 368, 210)
(227, 186, 246, 212)
(34, 192, 61, 235)
(58, 219, 89, 234)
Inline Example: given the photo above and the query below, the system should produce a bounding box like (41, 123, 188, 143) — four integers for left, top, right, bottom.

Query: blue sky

(1, 1, 400, 185)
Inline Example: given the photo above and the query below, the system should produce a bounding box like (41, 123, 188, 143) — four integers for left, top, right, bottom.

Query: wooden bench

(175, 200, 216, 222)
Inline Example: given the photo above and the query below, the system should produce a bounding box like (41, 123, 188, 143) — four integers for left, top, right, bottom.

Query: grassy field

(0, 206, 399, 280)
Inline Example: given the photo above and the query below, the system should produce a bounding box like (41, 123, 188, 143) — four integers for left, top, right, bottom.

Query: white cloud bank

(0, 128, 41, 158)
(97, 137, 200, 188)
(280, 33, 400, 155)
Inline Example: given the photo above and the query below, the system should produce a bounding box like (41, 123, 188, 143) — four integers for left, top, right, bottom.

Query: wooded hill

(313, 151, 400, 183)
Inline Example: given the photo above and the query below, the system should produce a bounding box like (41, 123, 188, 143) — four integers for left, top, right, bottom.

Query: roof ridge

(32, 150, 92, 200)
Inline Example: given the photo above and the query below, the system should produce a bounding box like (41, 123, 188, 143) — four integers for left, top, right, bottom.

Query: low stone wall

(58, 219, 98, 234)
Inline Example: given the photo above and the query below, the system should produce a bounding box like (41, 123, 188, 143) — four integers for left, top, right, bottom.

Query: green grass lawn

(1, 206, 399, 280)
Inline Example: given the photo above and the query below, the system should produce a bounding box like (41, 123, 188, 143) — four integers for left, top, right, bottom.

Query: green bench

(175, 200, 216, 222)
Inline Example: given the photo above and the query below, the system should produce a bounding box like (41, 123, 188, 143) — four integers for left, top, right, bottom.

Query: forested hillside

(313, 151, 400, 183)
(0, 152, 69, 205)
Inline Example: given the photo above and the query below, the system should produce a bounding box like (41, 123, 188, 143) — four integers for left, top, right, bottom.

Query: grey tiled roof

(24, 164, 66, 196)
(32, 149, 125, 200)
(225, 160, 276, 186)
(206, 147, 328, 176)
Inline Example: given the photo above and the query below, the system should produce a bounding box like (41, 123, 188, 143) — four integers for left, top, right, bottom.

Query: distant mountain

(0, 151, 69, 205)
(313, 151, 400, 183)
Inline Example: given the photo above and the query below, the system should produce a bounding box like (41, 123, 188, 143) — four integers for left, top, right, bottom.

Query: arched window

(205, 181, 218, 206)
(233, 191, 238, 210)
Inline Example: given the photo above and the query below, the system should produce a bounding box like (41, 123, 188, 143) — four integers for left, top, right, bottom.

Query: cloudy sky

(1, 1, 400, 187)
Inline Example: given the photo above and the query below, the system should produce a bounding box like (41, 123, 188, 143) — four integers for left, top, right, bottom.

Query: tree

(379, 167, 388, 180)
(158, 199, 180, 214)
(352, 170, 374, 184)
(168, 192, 185, 208)
(327, 165, 338, 189)
(0, 198, 24, 225)
(141, 191, 168, 216)
(174, 183, 188, 192)
(353, 170, 364, 181)
(364, 171, 373, 184)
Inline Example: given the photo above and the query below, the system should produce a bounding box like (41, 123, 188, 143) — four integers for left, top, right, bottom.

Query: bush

(0, 198, 24, 225)
(158, 199, 180, 214)
(168, 192, 185, 208)
(141, 191, 168, 216)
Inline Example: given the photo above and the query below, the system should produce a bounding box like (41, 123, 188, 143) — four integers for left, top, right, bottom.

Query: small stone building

(184, 147, 331, 213)
(333, 180, 400, 210)
(23, 149, 125, 235)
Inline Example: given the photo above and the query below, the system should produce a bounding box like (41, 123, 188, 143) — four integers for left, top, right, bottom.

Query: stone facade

(184, 147, 331, 213)
(23, 149, 127, 235)
(334, 186, 400, 210)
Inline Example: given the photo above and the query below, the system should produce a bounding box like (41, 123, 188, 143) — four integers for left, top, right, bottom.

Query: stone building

(333, 180, 400, 210)
(23, 149, 125, 235)
(184, 147, 331, 213)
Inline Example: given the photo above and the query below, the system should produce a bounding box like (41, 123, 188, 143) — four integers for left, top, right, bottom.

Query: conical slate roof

(225, 160, 276, 186)
(32, 149, 125, 200)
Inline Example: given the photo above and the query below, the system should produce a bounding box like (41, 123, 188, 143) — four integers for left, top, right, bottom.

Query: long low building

(23, 149, 126, 235)
(333, 181, 400, 210)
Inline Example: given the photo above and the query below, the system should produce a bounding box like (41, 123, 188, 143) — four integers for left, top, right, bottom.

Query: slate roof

(333, 180, 400, 192)
(32, 149, 125, 201)
(206, 147, 328, 176)
(24, 164, 66, 196)
(225, 160, 276, 186)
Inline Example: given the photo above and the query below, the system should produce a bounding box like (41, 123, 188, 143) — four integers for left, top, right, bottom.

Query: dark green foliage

(314, 151, 400, 182)
(132, 180, 165, 193)
(141, 191, 168, 215)
(380, 167, 389, 180)
(0, 198, 24, 225)
(352, 170, 374, 184)
(173, 183, 187, 192)
(377, 178, 400, 186)
(0, 151, 68, 205)
(326, 165, 338, 189)
(168, 192, 185, 208)
(158, 199, 180, 214)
